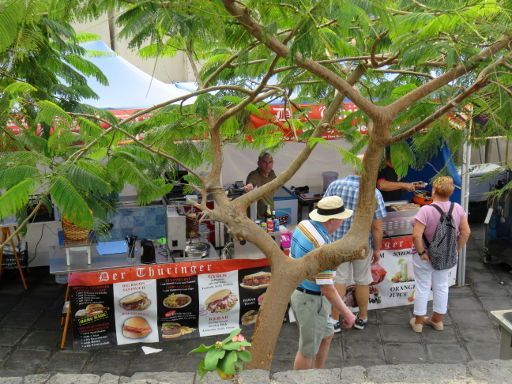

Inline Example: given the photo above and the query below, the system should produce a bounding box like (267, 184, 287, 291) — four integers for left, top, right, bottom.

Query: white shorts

(334, 249, 373, 285)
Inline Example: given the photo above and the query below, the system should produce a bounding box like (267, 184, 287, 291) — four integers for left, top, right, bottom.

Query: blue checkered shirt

(324, 175, 386, 243)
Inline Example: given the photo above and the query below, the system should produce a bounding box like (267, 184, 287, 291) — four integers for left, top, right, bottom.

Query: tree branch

(387, 35, 512, 117)
(388, 54, 510, 144)
(68, 112, 205, 182)
(233, 64, 367, 213)
(373, 68, 434, 79)
(222, 0, 382, 120)
(0, 201, 42, 252)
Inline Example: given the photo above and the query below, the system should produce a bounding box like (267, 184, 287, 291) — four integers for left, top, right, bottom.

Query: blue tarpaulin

(403, 144, 461, 203)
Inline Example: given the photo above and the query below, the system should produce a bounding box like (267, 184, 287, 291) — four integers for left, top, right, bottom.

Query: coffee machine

(166, 206, 186, 253)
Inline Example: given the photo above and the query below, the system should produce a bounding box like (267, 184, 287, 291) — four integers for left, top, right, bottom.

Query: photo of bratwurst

(122, 316, 152, 339)
(161, 322, 195, 339)
(240, 271, 271, 289)
(119, 292, 151, 311)
(204, 289, 238, 313)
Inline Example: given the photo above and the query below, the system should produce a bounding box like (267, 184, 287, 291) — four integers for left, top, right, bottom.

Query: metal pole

(107, 9, 116, 52)
(458, 118, 472, 286)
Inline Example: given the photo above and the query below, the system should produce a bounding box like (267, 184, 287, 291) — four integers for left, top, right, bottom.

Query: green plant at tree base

(190, 328, 252, 380)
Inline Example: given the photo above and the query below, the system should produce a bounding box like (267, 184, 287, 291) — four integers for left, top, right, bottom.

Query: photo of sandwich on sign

(240, 271, 271, 290)
(204, 289, 238, 313)
(161, 322, 195, 339)
(119, 292, 151, 311)
(241, 309, 259, 325)
(75, 303, 108, 318)
(122, 316, 152, 339)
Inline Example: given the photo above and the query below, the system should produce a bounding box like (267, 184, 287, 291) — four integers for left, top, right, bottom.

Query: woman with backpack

(410, 176, 471, 333)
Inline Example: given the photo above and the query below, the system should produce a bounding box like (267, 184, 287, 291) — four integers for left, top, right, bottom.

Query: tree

(1, 0, 511, 371)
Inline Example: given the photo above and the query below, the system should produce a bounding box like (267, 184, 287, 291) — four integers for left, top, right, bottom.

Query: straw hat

(309, 196, 353, 222)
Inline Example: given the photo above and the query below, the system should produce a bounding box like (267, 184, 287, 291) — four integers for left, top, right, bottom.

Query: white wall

(222, 139, 354, 188)
(26, 221, 61, 267)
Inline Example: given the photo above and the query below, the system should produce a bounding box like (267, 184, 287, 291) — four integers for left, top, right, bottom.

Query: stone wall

(2, 360, 511, 384)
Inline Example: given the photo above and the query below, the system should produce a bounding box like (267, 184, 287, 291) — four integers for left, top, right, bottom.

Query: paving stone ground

(0, 224, 511, 380)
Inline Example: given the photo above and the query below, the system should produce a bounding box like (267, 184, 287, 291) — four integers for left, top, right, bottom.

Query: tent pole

(458, 118, 472, 286)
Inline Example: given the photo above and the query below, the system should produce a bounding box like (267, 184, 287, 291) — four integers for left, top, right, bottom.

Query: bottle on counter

(271, 210, 279, 231)
(265, 205, 274, 232)
(266, 217, 274, 233)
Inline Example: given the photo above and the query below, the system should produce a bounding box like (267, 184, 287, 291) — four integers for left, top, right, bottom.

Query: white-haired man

(290, 196, 356, 370)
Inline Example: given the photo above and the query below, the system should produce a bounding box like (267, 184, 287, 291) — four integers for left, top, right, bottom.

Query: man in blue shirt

(324, 173, 387, 330)
(290, 196, 356, 370)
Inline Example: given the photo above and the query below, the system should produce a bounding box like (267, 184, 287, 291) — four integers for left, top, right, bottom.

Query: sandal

(409, 317, 423, 333)
(424, 317, 444, 331)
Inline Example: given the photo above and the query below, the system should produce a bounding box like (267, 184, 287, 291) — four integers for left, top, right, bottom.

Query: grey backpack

(423, 203, 458, 270)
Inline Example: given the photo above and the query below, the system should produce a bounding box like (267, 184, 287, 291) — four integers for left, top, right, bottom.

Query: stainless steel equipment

(166, 206, 186, 252)
(184, 241, 210, 258)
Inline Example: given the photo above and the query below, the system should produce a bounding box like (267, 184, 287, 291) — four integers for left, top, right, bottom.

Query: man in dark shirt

(244, 151, 277, 219)
(377, 148, 417, 202)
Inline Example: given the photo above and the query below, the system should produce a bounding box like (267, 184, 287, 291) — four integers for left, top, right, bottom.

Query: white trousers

(412, 254, 450, 316)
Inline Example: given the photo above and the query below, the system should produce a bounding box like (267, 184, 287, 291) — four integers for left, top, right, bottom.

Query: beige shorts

(335, 249, 373, 285)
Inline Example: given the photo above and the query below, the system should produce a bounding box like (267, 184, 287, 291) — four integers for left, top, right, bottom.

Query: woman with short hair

(410, 176, 471, 332)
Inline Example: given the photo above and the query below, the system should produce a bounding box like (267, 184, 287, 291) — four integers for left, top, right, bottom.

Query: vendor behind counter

(377, 148, 424, 202)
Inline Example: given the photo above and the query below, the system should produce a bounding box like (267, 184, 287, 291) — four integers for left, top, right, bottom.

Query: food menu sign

(68, 259, 270, 349)
(342, 235, 457, 311)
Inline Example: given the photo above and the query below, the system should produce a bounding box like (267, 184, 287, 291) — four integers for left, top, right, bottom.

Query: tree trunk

(247, 260, 299, 370)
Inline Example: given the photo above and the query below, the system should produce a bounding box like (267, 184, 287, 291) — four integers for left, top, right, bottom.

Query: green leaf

(196, 359, 207, 377)
(237, 350, 252, 362)
(36, 100, 71, 125)
(220, 116, 239, 138)
(75, 32, 102, 43)
(47, 130, 79, 155)
(138, 43, 178, 58)
(390, 141, 416, 178)
(223, 341, 251, 350)
(391, 84, 417, 99)
(61, 161, 111, 195)
(3, 81, 37, 95)
(0, 179, 38, 221)
(64, 54, 108, 86)
(50, 175, 93, 228)
(0, 165, 39, 189)
(203, 348, 226, 371)
(218, 350, 238, 375)
(189, 344, 214, 354)
(221, 328, 241, 343)
(336, 147, 362, 172)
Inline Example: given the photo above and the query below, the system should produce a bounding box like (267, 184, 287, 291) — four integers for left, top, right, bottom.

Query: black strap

(296, 286, 322, 296)
(448, 202, 455, 217)
(429, 203, 445, 220)
(422, 203, 455, 247)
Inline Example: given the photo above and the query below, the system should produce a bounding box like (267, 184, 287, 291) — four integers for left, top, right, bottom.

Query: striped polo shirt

(290, 220, 336, 292)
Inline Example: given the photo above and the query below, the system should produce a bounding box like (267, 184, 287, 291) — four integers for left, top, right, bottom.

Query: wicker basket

(62, 217, 90, 242)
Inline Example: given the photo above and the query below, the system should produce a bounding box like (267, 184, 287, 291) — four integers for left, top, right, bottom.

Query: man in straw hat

(324, 161, 387, 331)
(290, 195, 356, 370)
